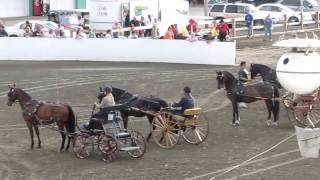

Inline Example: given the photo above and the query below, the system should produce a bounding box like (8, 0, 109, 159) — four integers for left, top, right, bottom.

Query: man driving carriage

(171, 86, 195, 115)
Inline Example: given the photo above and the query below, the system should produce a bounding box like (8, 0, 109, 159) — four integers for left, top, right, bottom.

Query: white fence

(0, 37, 236, 65)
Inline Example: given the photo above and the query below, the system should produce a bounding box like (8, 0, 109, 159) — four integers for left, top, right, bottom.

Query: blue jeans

(264, 26, 272, 39)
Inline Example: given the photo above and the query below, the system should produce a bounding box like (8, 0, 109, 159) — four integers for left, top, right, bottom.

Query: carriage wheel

(127, 131, 146, 158)
(98, 134, 117, 155)
(182, 113, 209, 144)
(152, 112, 181, 149)
(291, 99, 320, 128)
(73, 133, 94, 159)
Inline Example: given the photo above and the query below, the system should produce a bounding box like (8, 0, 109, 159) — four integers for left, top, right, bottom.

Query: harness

(22, 100, 54, 125)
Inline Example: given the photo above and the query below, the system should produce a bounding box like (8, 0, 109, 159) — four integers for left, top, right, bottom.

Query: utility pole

(204, 0, 208, 16)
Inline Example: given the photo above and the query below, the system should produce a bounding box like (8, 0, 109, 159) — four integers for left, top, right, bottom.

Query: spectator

(105, 29, 112, 38)
(264, 14, 273, 41)
(75, 28, 85, 39)
(151, 18, 159, 38)
(33, 25, 44, 37)
(88, 29, 96, 38)
(186, 18, 197, 34)
(144, 14, 152, 37)
(171, 24, 179, 38)
(46, 29, 56, 38)
(217, 19, 230, 41)
(25, 21, 32, 31)
(139, 16, 146, 37)
(56, 24, 66, 38)
(211, 21, 219, 39)
(128, 30, 138, 39)
(186, 32, 198, 42)
(23, 26, 33, 37)
(164, 26, 174, 39)
(0, 24, 8, 37)
(245, 11, 253, 38)
(130, 17, 140, 28)
(112, 22, 121, 38)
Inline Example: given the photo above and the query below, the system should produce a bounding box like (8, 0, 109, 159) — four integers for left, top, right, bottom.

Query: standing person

(0, 24, 8, 37)
(216, 19, 229, 41)
(264, 14, 273, 41)
(151, 17, 158, 38)
(112, 22, 121, 38)
(144, 14, 152, 37)
(186, 18, 197, 34)
(238, 61, 251, 108)
(245, 11, 253, 38)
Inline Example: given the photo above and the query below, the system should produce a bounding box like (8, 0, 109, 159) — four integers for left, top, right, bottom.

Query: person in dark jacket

(0, 24, 8, 37)
(172, 86, 195, 115)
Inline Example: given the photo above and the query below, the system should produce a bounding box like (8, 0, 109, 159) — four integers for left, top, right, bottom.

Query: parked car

(6, 20, 59, 37)
(48, 9, 89, 30)
(208, 3, 266, 26)
(6, 20, 72, 37)
(257, 3, 314, 23)
(276, 0, 318, 11)
(207, 0, 228, 10)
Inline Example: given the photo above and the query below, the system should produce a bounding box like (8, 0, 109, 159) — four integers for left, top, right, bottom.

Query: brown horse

(6, 85, 75, 151)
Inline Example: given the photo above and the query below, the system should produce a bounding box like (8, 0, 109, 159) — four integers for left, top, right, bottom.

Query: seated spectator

(46, 29, 56, 38)
(55, 24, 66, 38)
(23, 26, 33, 37)
(186, 18, 197, 34)
(0, 24, 8, 37)
(25, 21, 32, 31)
(186, 32, 198, 42)
(217, 19, 230, 42)
(88, 29, 96, 38)
(211, 21, 219, 38)
(112, 22, 121, 38)
(164, 26, 174, 39)
(105, 29, 112, 38)
(171, 24, 179, 38)
(128, 30, 138, 39)
(75, 28, 85, 39)
(33, 26, 44, 37)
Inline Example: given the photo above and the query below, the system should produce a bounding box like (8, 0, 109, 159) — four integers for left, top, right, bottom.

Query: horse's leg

(33, 125, 41, 148)
(234, 101, 240, 126)
(26, 121, 34, 149)
(264, 100, 273, 126)
(58, 125, 66, 152)
(232, 101, 239, 126)
(65, 135, 71, 151)
(272, 99, 280, 126)
(146, 115, 154, 142)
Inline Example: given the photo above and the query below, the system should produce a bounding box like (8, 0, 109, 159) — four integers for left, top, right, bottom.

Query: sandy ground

(0, 39, 319, 180)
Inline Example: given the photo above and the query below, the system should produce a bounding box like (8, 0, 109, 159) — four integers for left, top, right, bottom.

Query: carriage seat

(183, 108, 202, 116)
(117, 132, 131, 139)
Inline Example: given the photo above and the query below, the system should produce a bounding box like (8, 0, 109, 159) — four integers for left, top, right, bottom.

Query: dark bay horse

(7, 85, 75, 151)
(216, 71, 280, 126)
(98, 86, 168, 141)
(250, 63, 282, 88)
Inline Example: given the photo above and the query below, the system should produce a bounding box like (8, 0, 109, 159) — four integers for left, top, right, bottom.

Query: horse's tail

(273, 87, 280, 121)
(66, 105, 76, 134)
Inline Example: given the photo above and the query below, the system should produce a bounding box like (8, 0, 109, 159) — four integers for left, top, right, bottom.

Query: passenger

(238, 61, 251, 108)
(172, 86, 195, 115)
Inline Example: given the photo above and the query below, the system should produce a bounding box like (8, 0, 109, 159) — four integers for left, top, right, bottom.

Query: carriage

(150, 107, 209, 149)
(73, 99, 146, 162)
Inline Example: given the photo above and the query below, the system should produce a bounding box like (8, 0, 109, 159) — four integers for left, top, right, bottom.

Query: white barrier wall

(0, 38, 236, 65)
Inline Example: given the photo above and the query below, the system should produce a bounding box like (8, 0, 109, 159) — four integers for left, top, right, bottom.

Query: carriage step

(119, 146, 140, 151)
(117, 132, 131, 138)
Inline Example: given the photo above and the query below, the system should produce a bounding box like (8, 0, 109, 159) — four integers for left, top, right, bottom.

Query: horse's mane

(252, 64, 275, 73)
(15, 88, 32, 100)
(222, 71, 237, 82)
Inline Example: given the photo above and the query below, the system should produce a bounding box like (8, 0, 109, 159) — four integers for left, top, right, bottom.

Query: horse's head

(250, 63, 259, 80)
(7, 85, 18, 106)
(216, 71, 225, 89)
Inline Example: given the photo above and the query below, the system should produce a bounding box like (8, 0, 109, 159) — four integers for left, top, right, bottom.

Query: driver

(92, 86, 115, 119)
(171, 86, 195, 115)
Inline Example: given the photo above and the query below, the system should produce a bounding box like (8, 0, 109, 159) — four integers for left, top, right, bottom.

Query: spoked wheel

(152, 112, 181, 149)
(98, 134, 117, 156)
(182, 113, 209, 144)
(73, 133, 94, 159)
(127, 131, 146, 158)
(292, 99, 320, 128)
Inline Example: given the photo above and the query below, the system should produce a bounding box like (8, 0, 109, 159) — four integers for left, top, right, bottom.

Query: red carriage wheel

(73, 133, 94, 159)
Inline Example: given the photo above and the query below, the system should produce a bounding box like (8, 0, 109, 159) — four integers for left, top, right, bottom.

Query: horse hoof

(266, 120, 272, 126)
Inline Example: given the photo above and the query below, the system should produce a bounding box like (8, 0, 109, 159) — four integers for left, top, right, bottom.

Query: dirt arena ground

(0, 38, 319, 180)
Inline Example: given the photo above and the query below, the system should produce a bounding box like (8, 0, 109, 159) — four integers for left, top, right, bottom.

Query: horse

(250, 63, 282, 88)
(6, 85, 76, 151)
(216, 71, 280, 126)
(97, 86, 168, 141)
